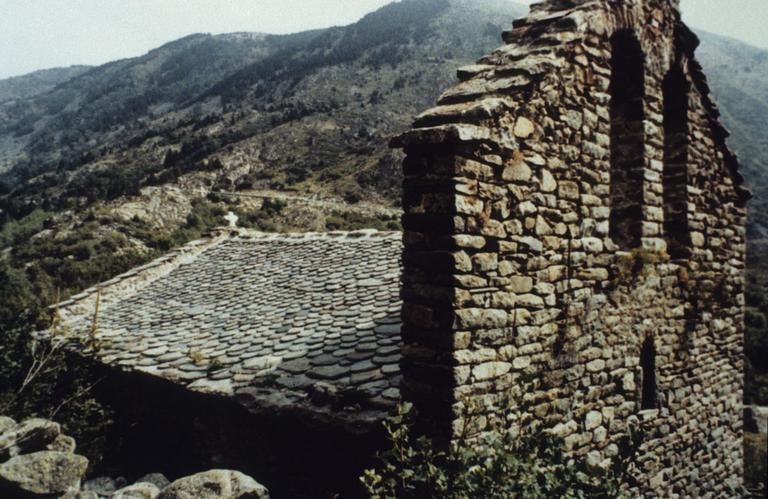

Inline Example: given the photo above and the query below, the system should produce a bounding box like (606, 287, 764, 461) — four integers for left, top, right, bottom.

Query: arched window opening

(663, 66, 690, 258)
(640, 336, 658, 410)
(610, 30, 646, 250)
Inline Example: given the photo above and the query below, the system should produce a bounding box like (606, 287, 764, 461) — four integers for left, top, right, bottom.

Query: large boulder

(83, 475, 126, 495)
(0, 450, 88, 497)
(47, 434, 77, 453)
(136, 473, 171, 489)
(113, 481, 161, 499)
(157, 470, 269, 499)
(0, 418, 61, 460)
(0, 416, 16, 435)
(60, 492, 99, 499)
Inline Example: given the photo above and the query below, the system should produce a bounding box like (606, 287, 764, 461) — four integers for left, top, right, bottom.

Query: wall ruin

(394, 0, 749, 495)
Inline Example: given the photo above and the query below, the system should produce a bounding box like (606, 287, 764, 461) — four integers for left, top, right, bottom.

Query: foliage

(237, 198, 287, 233)
(0, 299, 115, 471)
(0, 217, 152, 472)
(745, 247, 768, 405)
(744, 432, 767, 496)
(361, 404, 640, 499)
(0, 208, 52, 248)
(164, 198, 227, 247)
(325, 210, 401, 231)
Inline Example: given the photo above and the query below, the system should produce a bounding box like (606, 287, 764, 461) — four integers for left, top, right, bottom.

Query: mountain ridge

(0, 0, 765, 406)
(0, 0, 765, 252)
(0, 66, 92, 103)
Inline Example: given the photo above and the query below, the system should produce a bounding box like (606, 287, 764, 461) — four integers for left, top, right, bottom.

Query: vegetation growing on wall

(362, 404, 641, 499)
(746, 243, 768, 405)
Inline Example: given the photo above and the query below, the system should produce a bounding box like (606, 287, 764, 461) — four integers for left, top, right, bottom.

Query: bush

(745, 278, 768, 404)
(361, 403, 641, 499)
(325, 210, 401, 231)
(0, 305, 115, 472)
(0, 222, 149, 473)
(745, 432, 767, 495)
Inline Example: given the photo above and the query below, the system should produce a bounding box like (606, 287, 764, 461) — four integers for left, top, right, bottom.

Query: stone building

(392, 0, 749, 495)
(52, 230, 404, 497)
(52, 0, 747, 496)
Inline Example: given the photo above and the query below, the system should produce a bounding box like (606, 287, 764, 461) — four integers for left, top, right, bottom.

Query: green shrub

(0, 208, 52, 247)
(0, 305, 115, 472)
(0, 222, 149, 473)
(745, 432, 767, 495)
(745, 276, 768, 404)
(361, 403, 641, 499)
(325, 210, 400, 231)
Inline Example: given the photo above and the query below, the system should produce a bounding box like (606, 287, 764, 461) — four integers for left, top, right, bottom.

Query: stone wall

(394, 0, 748, 496)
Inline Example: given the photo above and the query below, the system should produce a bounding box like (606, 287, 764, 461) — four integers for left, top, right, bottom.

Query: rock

(581, 237, 603, 253)
(0, 418, 61, 460)
(586, 359, 606, 372)
(0, 416, 16, 435)
(690, 231, 705, 247)
(512, 357, 531, 370)
(563, 110, 583, 130)
(472, 362, 512, 381)
(540, 169, 557, 192)
(157, 470, 269, 499)
(518, 236, 543, 253)
(0, 451, 88, 497)
(137, 473, 171, 489)
(454, 308, 509, 330)
(83, 475, 126, 495)
(507, 276, 534, 293)
(502, 161, 532, 182)
(744, 406, 768, 434)
(513, 117, 535, 138)
(113, 482, 161, 499)
(585, 411, 603, 430)
(47, 434, 77, 453)
(61, 491, 99, 499)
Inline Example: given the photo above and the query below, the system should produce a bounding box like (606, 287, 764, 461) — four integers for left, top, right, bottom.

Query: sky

(1, 0, 767, 80)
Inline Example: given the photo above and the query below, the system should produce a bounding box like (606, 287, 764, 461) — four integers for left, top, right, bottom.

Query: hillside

(0, 0, 766, 404)
(0, 0, 521, 206)
(697, 32, 768, 241)
(0, 65, 91, 103)
(1, 2, 766, 235)
(0, 0, 527, 316)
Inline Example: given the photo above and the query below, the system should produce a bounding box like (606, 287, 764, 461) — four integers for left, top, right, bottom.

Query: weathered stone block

(513, 117, 535, 138)
(472, 362, 513, 381)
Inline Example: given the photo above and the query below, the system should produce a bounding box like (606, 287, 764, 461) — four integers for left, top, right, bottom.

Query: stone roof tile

(55, 229, 403, 424)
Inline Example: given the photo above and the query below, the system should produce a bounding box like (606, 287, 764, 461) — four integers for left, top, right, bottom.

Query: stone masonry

(393, 0, 749, 496)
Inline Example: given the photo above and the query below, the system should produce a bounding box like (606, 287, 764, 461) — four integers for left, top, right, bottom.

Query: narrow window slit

(609, 30, 646, 251)
(663, 66, 690, 258)
(640, 336, 658, 410)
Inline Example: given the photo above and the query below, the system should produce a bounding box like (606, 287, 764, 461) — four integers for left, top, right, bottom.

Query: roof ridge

(225, 227, 402, 241)
(54, 231, 228, 324)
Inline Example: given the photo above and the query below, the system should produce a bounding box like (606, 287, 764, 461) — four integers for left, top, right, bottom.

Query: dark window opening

(610, 30, 646, 250)
(663, 66, 691, 258)
(640, 336, 658, 410)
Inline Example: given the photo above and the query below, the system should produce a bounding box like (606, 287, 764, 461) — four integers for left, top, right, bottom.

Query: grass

(745, 432, 767, 495)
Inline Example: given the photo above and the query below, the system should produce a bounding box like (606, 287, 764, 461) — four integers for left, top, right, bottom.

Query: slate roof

(55, 229, 403, 426)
